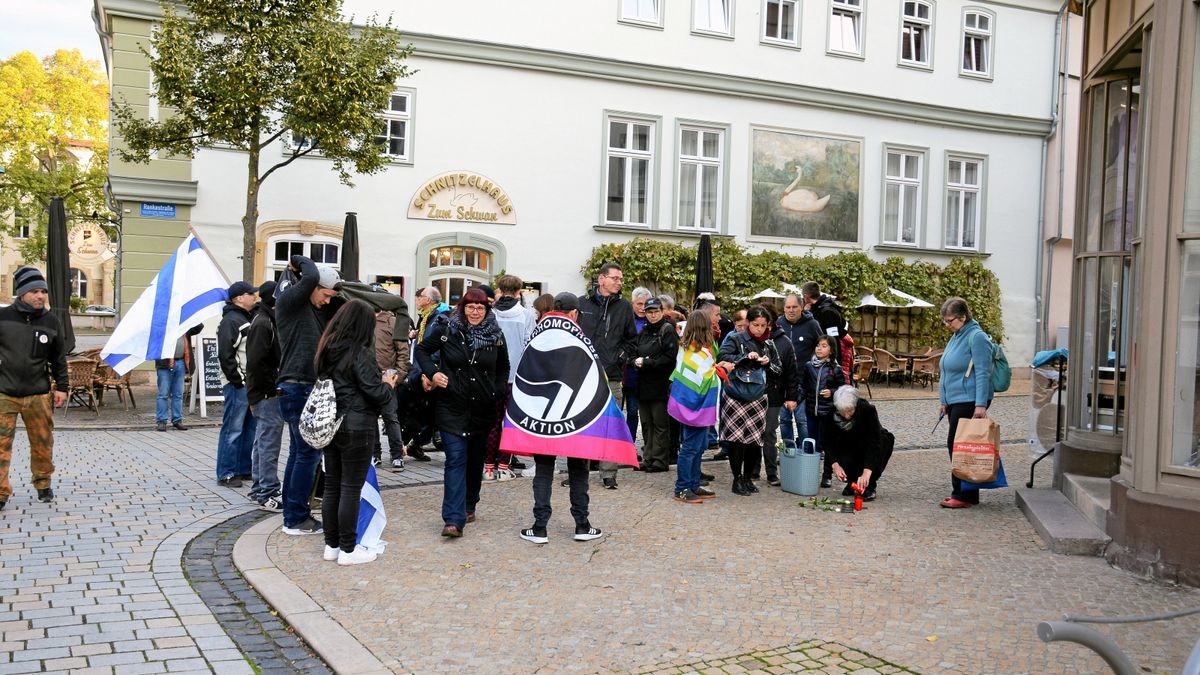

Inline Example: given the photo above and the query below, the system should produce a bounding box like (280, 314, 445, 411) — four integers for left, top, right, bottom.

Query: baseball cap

(644, 298, 663, 311)
(316, 265, 341, 290)
(227, 281, 258, 298)
(553, 292, 580, 312)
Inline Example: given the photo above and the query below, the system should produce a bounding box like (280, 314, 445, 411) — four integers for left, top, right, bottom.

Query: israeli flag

(100, 234, 229, 375)
(356, 465, 387, 554)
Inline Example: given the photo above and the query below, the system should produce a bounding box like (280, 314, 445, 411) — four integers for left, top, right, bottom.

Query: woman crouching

(821, 385, 893, 502)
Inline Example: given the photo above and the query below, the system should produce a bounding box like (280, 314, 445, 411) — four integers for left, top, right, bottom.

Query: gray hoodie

(492, 296, 536, 383)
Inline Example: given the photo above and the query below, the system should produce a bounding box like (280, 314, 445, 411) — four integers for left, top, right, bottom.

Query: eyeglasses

(465, 303, 487, 311)
(942, 316, 962, 326)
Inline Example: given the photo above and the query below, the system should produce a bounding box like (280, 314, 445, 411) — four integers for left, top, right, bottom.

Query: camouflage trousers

(0, 393, 56, 500)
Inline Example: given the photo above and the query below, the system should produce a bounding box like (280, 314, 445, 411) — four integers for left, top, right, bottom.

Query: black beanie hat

(13, 267, 48, 298)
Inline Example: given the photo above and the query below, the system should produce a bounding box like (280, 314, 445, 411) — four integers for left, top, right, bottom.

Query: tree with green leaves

(0, 49, 110, 262)
(113, 0, 413, 280)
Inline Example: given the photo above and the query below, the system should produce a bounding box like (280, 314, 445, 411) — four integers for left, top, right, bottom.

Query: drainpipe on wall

(1041, 2, 1073, 351)
(1034, 2, 1069, 352)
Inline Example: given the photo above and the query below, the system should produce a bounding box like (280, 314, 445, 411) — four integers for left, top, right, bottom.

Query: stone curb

(233, 515, 391, 675)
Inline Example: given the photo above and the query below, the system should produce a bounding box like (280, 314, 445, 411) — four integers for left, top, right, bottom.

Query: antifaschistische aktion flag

(500, 314, 638, 465)
(100, 234, 228, 375)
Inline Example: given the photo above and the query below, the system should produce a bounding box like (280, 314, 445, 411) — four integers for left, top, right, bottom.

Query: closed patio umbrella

(46, 196, 76, 354)
(694, 233, 714, 302)
(341, 211, 360, 282)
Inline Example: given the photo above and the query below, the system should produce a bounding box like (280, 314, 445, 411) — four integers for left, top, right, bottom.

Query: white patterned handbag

(298, 378, 343, 449)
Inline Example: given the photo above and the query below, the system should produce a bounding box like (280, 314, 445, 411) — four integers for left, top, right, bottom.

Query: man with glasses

(577, 263, 638, 489)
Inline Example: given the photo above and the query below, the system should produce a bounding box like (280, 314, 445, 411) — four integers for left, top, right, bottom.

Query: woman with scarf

(415, 288, 510, 537)
(822, 385, 892, 501)
(633, 298, 680, 473)
(313, 300, 399, 565)
(716, 306, 782, 496)
(799, 335, 846, 488)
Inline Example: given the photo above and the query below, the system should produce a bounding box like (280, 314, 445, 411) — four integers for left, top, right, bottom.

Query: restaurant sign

(67, 222, 113, 263)
(408, 171, 516, 225)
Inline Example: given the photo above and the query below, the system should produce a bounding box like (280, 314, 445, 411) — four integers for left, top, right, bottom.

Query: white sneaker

(391, 458, 405, 471)
(323, 545, 340, 561)
(483, 468, 495, 481)
(337, 546, 377, 566)
(495, 468, 516, 482)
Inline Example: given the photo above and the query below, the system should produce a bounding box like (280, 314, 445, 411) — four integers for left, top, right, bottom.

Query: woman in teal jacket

(937, 297, 993, 508)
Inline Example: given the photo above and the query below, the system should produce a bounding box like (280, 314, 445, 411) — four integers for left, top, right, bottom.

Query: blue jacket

(939, 319, 993, 407)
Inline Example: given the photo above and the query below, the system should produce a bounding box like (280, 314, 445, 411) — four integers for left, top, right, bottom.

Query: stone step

(1061, 472, 1112, 531)
(1015, 487, 1110, 556)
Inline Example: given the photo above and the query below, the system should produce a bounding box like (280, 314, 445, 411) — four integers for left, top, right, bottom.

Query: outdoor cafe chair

(852, 356, 874, 397)
(872, 348, 906, 387)
(63, 358, 100, 416)
(95, 363, 136, 410)
(910, 352, 942, 388)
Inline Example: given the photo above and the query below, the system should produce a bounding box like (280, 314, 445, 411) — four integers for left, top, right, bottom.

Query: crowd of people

(170, 258, 996, 565)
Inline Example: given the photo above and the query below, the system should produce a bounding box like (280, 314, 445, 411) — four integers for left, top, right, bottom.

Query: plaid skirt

(719, 393, 768, 445)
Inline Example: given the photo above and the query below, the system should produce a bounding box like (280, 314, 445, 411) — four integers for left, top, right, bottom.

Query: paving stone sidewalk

(269, 443, 1200, 674)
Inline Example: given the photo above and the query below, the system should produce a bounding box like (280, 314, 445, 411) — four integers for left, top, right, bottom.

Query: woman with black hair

(717, 306, 783, 496)
(800, 334, 846, 487)
(314, 299, 399, 566)
(415, 287, 509, 537)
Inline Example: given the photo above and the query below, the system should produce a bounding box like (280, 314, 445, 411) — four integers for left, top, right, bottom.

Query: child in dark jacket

(799, 335, 846, 486)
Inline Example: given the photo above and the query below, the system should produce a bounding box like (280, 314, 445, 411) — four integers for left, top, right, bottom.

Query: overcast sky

(0, 0, 105, 63)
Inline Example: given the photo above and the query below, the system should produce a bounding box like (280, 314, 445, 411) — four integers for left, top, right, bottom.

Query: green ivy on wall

(581, 238, 1004, 345)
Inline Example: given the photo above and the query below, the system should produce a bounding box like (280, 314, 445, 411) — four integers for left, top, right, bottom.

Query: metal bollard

(1036, 621, 1137, 675)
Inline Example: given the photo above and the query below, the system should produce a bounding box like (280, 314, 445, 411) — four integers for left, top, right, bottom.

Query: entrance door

(427, 245, 492, 305)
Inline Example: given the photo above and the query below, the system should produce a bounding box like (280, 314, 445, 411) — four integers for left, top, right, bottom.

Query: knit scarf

(448, 311, 502, 350)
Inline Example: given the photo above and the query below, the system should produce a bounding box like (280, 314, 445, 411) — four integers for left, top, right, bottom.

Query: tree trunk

(241, 138, 261, 282)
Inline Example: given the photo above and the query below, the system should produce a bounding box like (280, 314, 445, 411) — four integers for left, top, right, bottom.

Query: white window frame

(960, 8, 995, 79)
(693, 0, 734, 37)
(675, 122, 729, 232)
(373, 90, 414, 164)
(898, 0, 934, 70)
(943, 154, 986, 251)
(266, 236, 342, 280)
(15, 223, 31, 239)
(881, 146, 925, 246)
(619, 0, 664, 28)
(827, 0, 865, 58)
(761, 0, 801, 48)
(601, 113, 659, 228)
(69, 268, 88, 298)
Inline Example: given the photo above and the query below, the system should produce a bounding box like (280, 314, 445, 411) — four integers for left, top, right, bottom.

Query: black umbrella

(46, 196, 76, 354)
(341, 212, 360, 282)
(694, 233, 714, 303)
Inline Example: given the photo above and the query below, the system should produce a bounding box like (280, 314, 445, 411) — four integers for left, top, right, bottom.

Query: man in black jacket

(276, 256, 340, 535)
(0, 267, 68, 510)
(776, 293, 823, 449)
(576, 263, 637, 490)
(802, 281, 848, 362)
(246, 281, 283, 511)
(216, 281, 258, 488)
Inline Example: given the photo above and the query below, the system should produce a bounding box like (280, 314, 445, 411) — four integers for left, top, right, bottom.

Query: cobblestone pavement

(271, 441, 1200, 674)
(182, 511, 331, 674)
(636, 641, 919, 674)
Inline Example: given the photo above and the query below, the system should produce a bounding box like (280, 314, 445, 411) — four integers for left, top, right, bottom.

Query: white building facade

(97, 0, 1061, 362)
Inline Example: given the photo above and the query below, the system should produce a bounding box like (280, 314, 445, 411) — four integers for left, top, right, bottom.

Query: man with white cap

(276, 255, 341, 535)
(0, 267, 69, 510)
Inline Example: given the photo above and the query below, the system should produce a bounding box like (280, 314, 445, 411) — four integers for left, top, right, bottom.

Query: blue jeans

(155, 362, 185, 423)
(624, 390, 640, 444)
(779, 405, 809, 444)
(675, 424, 708, 493)
(249, 396, 284, 503)
(216, 384, 256, 480)
(440, 431, 486, 529)
(279, 382, 321, 528)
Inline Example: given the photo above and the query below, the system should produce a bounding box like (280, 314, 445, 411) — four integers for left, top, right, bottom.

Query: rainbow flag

(668, 342, 720, 427)
(500, 315, 638, 465)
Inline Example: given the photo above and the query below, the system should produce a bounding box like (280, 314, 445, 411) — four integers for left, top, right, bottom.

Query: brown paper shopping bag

(951, 417, 1000, 483)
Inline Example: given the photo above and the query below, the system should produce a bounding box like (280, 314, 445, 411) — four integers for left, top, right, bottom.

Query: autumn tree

(0, 49, 110, 262)
(113, 0, 413, 280)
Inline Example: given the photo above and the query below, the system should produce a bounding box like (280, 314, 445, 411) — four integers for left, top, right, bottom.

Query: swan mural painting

(750, 127, 861, 243)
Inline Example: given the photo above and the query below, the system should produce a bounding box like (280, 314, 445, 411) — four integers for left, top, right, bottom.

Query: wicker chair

(64, 358, 99, 415)
(910, 352, 942, 388)
(852, 356, 874, 397)
(95, 363, 136, 410)
(872, 348, 906, 387)
(854, 345, 874, 360)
